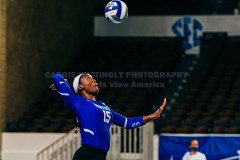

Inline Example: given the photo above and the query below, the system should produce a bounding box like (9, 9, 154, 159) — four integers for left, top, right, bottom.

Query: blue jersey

(52, 74, 145, 151)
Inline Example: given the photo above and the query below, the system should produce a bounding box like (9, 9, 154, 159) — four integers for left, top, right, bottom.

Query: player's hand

(50, 79, 67, 91)
(143, 98, 167, 124)
(50, 84, 57, 91)
(151, 98, 167, 120)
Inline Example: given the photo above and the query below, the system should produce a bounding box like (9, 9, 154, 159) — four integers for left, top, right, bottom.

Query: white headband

(73, 74, 82, 93)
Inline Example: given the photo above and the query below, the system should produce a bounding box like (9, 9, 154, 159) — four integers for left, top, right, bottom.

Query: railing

(37, 129, 81, 160)
(37, 122, 154, 160)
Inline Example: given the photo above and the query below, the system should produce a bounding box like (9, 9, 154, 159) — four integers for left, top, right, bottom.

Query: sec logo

(172, 17, 203, 50)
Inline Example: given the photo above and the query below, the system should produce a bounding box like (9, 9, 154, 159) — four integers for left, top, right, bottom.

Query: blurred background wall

(0, 0, 7, 130)
(0, 0, 95, 126)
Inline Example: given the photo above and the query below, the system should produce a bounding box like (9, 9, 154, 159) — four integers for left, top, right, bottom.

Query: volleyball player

(50, 73, 166, 160)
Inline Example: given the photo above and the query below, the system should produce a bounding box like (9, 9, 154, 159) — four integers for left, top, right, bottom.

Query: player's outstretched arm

(50, 74, 78, 110)
(111, 98, 166, 129)
(143, 98, 167, 124)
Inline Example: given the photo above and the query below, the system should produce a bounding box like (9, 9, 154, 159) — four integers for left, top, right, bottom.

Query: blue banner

(159, 134, 240, 160)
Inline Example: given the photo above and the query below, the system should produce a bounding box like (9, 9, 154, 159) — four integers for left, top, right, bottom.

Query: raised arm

(51, 73, 78, 110)
(111, 98, 166, 129)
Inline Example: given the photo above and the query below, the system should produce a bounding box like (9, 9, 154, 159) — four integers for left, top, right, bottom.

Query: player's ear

(78, 84, 84, 90)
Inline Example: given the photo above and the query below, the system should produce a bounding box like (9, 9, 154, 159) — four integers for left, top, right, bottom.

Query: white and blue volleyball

(105, 0, 128, 24)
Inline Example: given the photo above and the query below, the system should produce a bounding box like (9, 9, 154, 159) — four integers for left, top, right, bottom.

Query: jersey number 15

(103, 110, 111, 123)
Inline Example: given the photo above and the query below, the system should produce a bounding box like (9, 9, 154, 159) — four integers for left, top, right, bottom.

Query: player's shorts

(72, 144, 107, 160)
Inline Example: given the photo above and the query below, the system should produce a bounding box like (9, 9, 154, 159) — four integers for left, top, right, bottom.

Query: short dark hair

(189, 139, 198, 145)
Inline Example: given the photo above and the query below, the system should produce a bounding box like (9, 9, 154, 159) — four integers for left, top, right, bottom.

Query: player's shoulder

(71, 95, 88, 107)
(78, 95, 93, 102)
(185, 151, 190, 155)
(197, 151, 206, 157)
(100, 101, 111, 110)
(80, 97, 111, 108)
(183, 151, 190, 157)
(71, 95, 84, 105)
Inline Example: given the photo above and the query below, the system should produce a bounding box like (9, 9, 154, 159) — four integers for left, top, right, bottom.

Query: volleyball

(105, 0, 128, 24)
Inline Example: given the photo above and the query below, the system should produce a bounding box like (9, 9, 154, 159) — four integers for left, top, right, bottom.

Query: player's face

(190, 140, 199, 148)
(80, 74, 99, 95)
